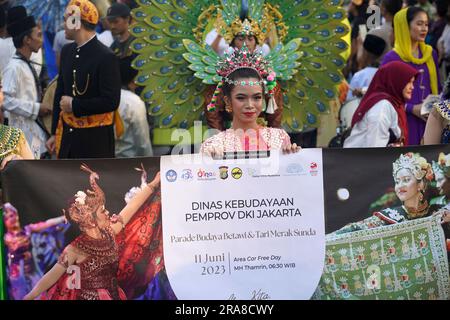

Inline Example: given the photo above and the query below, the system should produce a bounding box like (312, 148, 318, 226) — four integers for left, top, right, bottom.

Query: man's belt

(55, 111, 124, 157)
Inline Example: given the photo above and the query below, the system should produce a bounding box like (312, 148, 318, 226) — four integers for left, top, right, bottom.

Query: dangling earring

(418, 189, 424, 203)
(225, 103, 232, 113)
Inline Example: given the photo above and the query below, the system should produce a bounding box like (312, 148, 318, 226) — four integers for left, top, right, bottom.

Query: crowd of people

(0, 0, 449, 300)
(342, 0, 450, 148)
(0, 0, 151, 163)
(0, 0, 448, 166)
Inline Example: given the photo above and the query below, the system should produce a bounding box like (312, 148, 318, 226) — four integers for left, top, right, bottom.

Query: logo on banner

(309, 162, 319, 176)
(166, 170, 178, 182)
(285, 163, 305, 176)
(197, 169, 216, 181)
(181, 169, 193, 181)
(247, 167, 258, 177)
(231, 167, 243, 179)
(219, 166, 229, 180)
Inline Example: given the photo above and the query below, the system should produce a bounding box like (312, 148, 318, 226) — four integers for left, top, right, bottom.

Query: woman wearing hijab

(344, 61, 419, 148)
(382, 7, 442, 145)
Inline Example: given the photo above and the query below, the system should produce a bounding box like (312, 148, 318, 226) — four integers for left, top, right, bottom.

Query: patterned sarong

(314, 216, 449, 300)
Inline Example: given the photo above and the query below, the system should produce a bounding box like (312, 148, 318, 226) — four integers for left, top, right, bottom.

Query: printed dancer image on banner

(318, 145, 450, 299)
(1, 146, 449, 300)
(1, 158, 174, 300)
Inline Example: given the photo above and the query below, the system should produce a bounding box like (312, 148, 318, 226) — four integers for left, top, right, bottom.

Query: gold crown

(214, 4, 287, 46)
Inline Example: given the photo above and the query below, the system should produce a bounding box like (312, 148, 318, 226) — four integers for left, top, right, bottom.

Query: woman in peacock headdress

(129, 0, 349, 139)
(199, 44, 300, 156)
(202, 0, 286, 130)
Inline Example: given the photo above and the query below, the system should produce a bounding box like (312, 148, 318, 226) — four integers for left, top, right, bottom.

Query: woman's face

(225, 78, 263, 127)
(394, 168, 420, 202)
(3, 208, 20, 231)
(402, 77, 415, 100)
(409, 12, 428, 43)
(95, 204, 110, 228)
(233, 34, 257, 52)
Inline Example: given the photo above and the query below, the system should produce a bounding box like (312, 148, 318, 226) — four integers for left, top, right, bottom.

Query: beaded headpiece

(63, 164, 105, 230)
(433, 99, 450, 121)
(433, 74, 450, 120)
(0, 125, 23, 161)
(2, 203, 18, 219)
(392, 152, 434, 181)
(207, 44, 278, 113)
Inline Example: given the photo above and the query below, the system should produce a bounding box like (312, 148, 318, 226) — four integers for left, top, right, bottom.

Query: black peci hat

(119, 55, 138, 86)
(363, 34, 386, 57)
(6, 6, 36, 37)
(106, 3, 131, 20)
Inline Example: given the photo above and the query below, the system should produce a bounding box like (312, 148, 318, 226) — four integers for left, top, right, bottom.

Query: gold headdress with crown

(63, 164, 105, 230)
(393, 153, 434, 181)
(214, 3, 287, 45)
(130, 0, 349, 131)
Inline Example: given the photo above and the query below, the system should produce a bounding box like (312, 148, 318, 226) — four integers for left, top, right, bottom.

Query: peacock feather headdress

(130, 0, 349, 131)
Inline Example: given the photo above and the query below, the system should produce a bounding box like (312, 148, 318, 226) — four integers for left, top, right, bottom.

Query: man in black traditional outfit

(47, 0, 122, 159)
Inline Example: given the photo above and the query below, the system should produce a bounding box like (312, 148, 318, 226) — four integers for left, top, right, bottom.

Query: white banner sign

(161, 150, 325, 299)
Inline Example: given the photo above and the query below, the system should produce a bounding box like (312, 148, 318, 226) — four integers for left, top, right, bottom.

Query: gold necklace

(72, 70, 90, 96)
(404, 200, 429, 219)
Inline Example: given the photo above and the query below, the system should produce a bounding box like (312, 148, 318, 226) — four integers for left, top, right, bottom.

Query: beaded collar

(0, 125, 22, 161)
